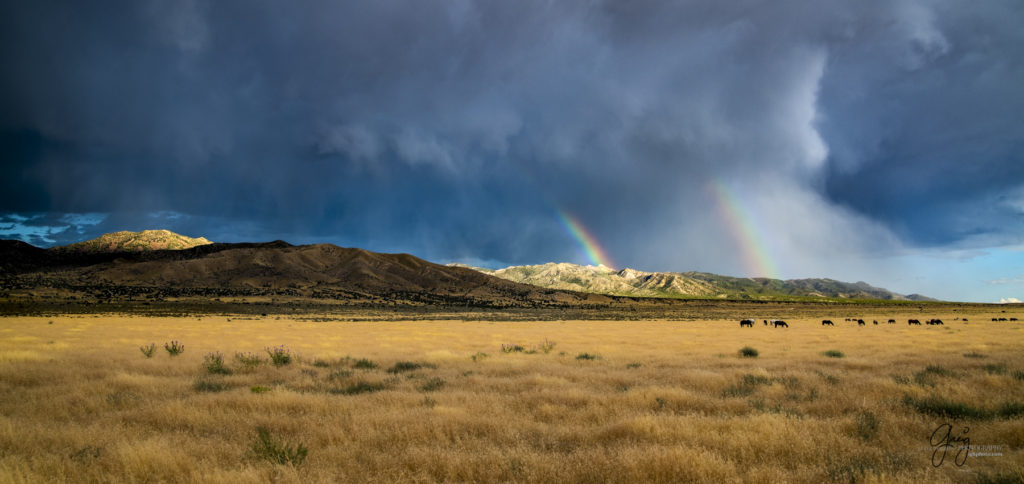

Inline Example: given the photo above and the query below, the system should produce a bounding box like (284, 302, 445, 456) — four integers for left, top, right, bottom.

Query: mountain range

(1, 230, 934, 307)
(0, 231, 611, 308)
(453, 262, 935, 301)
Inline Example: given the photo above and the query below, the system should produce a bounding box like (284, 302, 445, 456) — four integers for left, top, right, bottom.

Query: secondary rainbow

(556, 210, 615, 269)
(709, 180, 779, 279)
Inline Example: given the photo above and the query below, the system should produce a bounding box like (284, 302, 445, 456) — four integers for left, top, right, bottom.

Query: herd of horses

(738, 317, 992, 328)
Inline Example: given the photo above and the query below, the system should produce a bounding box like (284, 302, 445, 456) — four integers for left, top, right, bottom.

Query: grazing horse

(857, 319, 866, 326)
(908, 319, 921, 325)
(963, 318, 968, 322)
(773, 320, 789, 328)
(764, 320, 769, 326)
(821, 320, 834, 326)
(873, 320, 878, 325)
(740, 319, 754, 327)
(1011, 318, 1019, 321)
(888, 319, 896, 324)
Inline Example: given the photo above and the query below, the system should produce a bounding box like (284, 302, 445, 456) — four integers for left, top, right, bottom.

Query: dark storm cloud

(1, 1, 1022, 281)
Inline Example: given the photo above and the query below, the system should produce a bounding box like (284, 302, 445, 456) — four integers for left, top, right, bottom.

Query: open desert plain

(4, 2, 1024, 482)
(1, 307, 1022, 483)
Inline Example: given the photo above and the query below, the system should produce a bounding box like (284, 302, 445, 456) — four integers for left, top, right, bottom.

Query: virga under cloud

(1, 0, 1022, 302)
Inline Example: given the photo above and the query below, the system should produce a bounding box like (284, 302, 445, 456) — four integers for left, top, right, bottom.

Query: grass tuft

(576, 353, 600, 361)
(193, 378, 228, 393)
(913, 365, 953, 386)
(139, 343, 156, 358)
(250, 427, 308, 466)
(739, 346, 759, 358)
(353, 358, 378, 370)
(982, 363, 1007, 375)
(331, 380, 389, 395)
(822, 350, 844, 358)
(419, 377, 445, 392)
(387, 361, 436, 374)
(854, 410, 879, 440)
(903, 395, 987, 419)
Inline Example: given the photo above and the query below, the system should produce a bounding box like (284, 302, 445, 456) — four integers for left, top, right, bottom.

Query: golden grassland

(1, 313, 1022, 483)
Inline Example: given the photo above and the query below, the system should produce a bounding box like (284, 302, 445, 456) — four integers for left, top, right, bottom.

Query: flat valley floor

(1, 313, 1023, 482)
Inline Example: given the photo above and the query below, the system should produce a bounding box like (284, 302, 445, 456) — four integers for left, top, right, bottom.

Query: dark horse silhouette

(821, 320, 834, 326)
(740, 319, 754, 327)
(908, 319, 922, 325)
(773, 320, 789, 328)
(857, 319, 866, 326)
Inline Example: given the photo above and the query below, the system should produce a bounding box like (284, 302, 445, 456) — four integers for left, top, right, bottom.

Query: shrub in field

(164, 341, 185, 356)
(251, 427, 308, 466)
(203, 352, 231, 375)
(822, 350, 844, 358)
(193, 378, 227, 393)
(819, 373, 840, 385)
(353, 358, 378, 370)
(539, 339, 557, 354)
(739, 346, 759, 358)
(331, 380, 388, 395)
(250, 385, 271, 394)
(501, 344, 525, 353)
(854, 410, 879, 440)
(312, 359, 331, 368)
(419, 377, 445, 392)
(903, 396, 1024, 420)
(139, 343, 156, 358)
(470, 352, 488, 362)
(328, 369, 353, 380)
(576, 353, 600, 360)
(626, 362, 642, 369)
(913, 365, 953, 386)
(266, 346, 292, 367)
(387, 361, 435, 374)
(234, 352, 264, 368)
(1014, 370, 1024, 381)
(983, 363, 1008, 375)
(963, 351, 986, 358)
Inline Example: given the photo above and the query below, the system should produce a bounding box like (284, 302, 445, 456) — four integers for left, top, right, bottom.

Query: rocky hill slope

(51, 229, 211, 254)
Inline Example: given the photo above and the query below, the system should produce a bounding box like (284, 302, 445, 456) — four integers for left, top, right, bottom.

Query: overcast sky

(1, 0, 1022, 302)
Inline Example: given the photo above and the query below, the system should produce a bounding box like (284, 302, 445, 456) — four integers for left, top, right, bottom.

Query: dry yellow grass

(1, 314, 1022, 483)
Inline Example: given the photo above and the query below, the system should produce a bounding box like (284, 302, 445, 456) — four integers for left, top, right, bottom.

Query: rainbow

(709, 180, 779, 279)
(556, 210, 615, 269)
